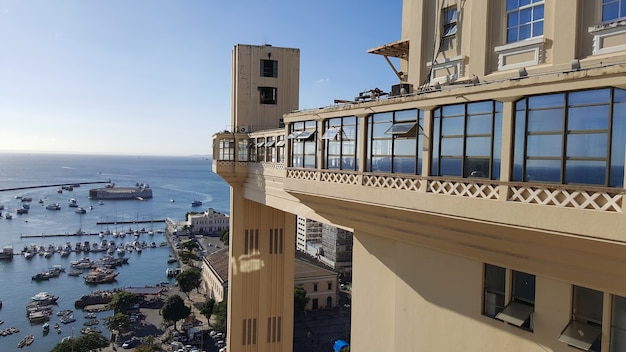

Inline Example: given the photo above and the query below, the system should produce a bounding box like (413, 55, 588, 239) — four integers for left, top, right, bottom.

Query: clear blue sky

(0, 1, 402, 156)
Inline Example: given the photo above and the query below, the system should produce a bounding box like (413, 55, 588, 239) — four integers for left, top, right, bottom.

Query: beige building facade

(214, 2, 626, 352)
(187, 208, 229, 235)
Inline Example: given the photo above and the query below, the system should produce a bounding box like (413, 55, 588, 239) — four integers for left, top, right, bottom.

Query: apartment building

(213, 2, 626, 351)
(296, 215, 322, 253)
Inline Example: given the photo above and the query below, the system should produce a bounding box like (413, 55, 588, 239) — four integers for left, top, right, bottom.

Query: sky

(0, 1, 402, 156)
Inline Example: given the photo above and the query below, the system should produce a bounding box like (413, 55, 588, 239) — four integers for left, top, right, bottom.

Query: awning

(333, 339, 349, 352)
(322, 127, 341, 140)
(558, 320, 602, 351)
(495, 301, 534, 326)
(384, 122, 418, 135)
(367, 39, 410, 59)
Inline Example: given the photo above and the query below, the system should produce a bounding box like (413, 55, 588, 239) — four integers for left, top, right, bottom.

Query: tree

(161, 294, 191, 330)
(107, 291, 142, 314)
(51, 333, 108, 352)
(103, 312, 131, 333)
(200, 297, 215, 322)
(294, 286, 309, 317)
(178, 250, 197, 263)
(213, 300, 228, 333)
(181, 240, 200, 251)
(220, 229, 229, 245)
(134, 335, 161, 352)
(176, 268, 202, 298)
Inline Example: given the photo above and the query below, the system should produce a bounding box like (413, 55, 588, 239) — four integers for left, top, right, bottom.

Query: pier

(97, 219, 165, 225)
(0, 180, 110, 192)
(21, 232, 102, 238)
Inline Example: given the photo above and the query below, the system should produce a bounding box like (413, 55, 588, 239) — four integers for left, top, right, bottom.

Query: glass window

(290, 121, 317, 168)
(512, 88, 626, 186)
(260, 59, 278, 78)
(611, 295, 626, 352)
(367, 109, 422, 174)
(442, 6, 457, 37)
(237, 139, 249, 162)
(483, 264, 505, 318)
(496, 270, 535, 330)
(259, 87, 277, 104)
(324, 116, 359, 171)
(603, 0, 626, 22)
(506, 0, 544, 43)
(432, 101, 502, 179)
(559, 286, 603, 351)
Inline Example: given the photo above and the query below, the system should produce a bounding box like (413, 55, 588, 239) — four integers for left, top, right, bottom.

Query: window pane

(394, 138, 416, 156)
(611, 295, 626, 352)
(467, 114, 492, 134)
(570, 88, 611, 105)
(465, 158, 490, 178)
(508, 28, 518, 43)
(506, 0, 519, 11)
(527, 135, 562, 157)
(465, 137, 492, 156)
(574, 286, 603, 324)
(526, 159, 561, 182)
(568, 105, 610, 131)
(533, 21, 543, 37)
(440, 137, 463, 156)
(533, 4, 544, 20)
(372, 139, 392, 155)
(440, 157, 462, 176)
(528, 109, 563, 131)
(467, 101, 493, 115)
(393, 157, 416, 174)
(513, 271, 535, 304)
(373, 123, 392, 138)
(441, 104, 465, 116)
(372, 157, 392, 172)
(485, 264, 506, 293)
(341, 156, 356, 170)
(566, 133, 608, 158)
(603, 1, 619, 21)
(441, 116, 465, 135)
(395, 109, 418, 122)
(520, 8, 532, 23)
(529, 94, 565, 109)
(610, 102, 626, 187)
(566, 160, 606, 185)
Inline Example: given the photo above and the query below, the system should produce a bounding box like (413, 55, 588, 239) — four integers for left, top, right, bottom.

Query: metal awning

(385, 122, 418, 135)
(558, 320, 602, 351)
(367, 39, 410, 59)
(322, 127, 341, 140)
(495, 301, 534, 326)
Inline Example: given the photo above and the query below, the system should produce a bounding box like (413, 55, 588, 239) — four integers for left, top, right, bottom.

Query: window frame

(558, 286, 603, 351)
(431, 101, 502, 179)
(289, 121, 318, 168)
(512, 87, 626, 187)
(505, 0, 545, 44)
(260, 59, 278, 78)
(259, 86, 278, 105)
(367, 109, 423, 175)
(442, 5, 458, 37)
(323, 116, 359, 171)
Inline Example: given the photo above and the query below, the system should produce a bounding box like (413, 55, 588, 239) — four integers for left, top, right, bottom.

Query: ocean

(0, 153, 230, 352)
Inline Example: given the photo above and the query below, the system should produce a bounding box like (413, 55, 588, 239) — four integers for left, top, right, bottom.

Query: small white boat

(75, 207, 87, 214)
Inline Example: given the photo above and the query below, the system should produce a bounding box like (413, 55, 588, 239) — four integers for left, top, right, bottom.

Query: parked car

(122, 339, 137, 349)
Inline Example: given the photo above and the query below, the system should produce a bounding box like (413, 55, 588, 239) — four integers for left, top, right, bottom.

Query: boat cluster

(31, 265, 66, 281)
(26, 292, 59, 323)
(17, 334, 34, 348)
(0, 325, 21, 337)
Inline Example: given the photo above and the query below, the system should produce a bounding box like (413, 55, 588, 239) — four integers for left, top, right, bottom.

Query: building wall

(201, 257, 226, 303)
(232, 44, 300, 133)
(352, 230, 578, 352)
(188, 208, 229, 235)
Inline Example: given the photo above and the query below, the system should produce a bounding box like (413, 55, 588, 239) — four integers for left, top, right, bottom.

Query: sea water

(0, 153, 230, 352)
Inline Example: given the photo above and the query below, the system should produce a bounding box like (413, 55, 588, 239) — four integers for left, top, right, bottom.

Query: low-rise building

(187, 208, 229, 235)
(202, 248, 338, 310)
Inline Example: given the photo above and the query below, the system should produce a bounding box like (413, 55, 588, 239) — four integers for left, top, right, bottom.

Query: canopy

(333, 339, 350, 352)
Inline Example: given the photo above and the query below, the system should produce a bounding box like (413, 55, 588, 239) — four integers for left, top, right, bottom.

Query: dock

(20, 232, 102, 238)
(96, 219, 165, 225)
(0, 180, 110, 192)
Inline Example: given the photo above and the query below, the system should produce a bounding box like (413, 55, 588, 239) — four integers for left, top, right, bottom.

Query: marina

(0, 153, 230, 352)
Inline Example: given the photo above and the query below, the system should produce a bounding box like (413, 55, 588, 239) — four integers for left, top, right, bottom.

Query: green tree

(51, 333, 108, 352)
(161, 294, 191, 330)
(200, 297, 216, 322)
(220, 228, 229, 245)
(294, 286, 309, 317)
(213, 300, 228, 333)
(103, 312, 131, 333)
(176, 268, 202, 298)
(107, 291, 142, 314)
(178, 250, 197, 263)
(181, 240, 200, 251)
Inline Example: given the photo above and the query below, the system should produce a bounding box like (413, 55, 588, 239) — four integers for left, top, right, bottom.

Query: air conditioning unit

(237, 125, 249, 133)
(390, 83, 413, 97)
